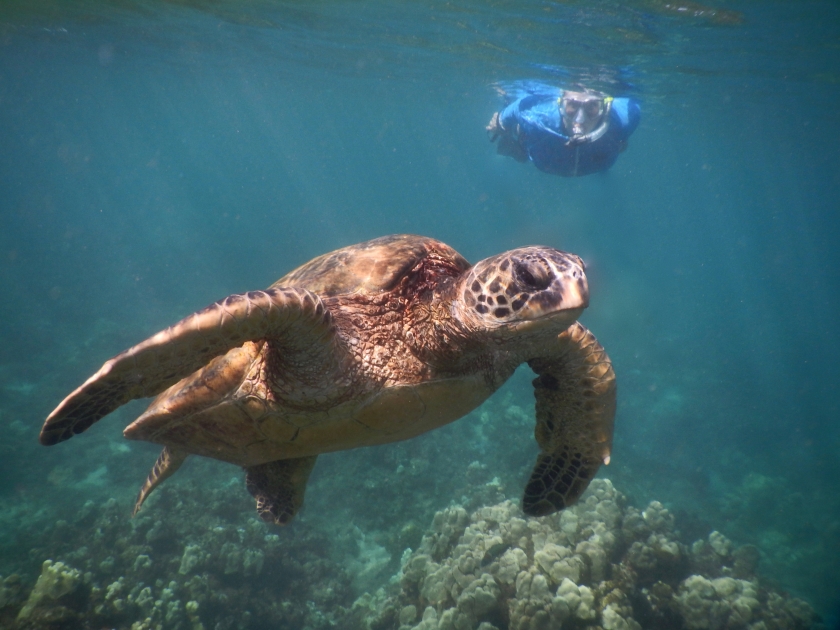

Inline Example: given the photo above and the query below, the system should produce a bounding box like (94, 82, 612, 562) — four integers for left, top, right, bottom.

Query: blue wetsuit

(498, 85, 640, 177)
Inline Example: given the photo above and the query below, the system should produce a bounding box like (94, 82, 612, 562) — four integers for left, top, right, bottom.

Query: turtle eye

(514, 260, 552, 291)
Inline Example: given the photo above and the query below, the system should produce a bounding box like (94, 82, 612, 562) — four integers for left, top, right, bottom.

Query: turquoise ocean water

(1, 1, 838, 628)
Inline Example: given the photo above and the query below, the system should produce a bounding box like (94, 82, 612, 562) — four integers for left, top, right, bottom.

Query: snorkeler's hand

(486, 112, 503, 141)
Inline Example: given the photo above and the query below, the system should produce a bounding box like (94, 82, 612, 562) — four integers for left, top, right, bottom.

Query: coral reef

(351, 480, 821, 630)
(16, 560, 86, 624)
(0, 471, 825, 630)
(0, 380, 828, 629)
(0, 473, 354, 630)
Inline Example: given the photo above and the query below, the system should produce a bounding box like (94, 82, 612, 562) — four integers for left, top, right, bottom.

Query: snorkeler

(486, 82, 640, 177)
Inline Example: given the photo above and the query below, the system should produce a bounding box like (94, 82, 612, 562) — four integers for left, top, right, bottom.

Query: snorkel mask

(559, 90, 612, 145)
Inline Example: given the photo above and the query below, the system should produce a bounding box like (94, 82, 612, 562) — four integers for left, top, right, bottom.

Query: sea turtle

(40, 234, 616, 525)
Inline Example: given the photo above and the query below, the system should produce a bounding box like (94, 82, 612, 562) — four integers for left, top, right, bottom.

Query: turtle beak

(509, 304, 585, 336)
(511, 252, 588, 322)
(515, 275, 588, 321)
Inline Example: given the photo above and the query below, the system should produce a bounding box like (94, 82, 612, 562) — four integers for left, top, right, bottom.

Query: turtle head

(453, 246, 588, 338)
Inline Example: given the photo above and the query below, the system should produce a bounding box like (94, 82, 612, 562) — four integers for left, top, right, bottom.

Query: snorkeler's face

(561, 91, 605, 137)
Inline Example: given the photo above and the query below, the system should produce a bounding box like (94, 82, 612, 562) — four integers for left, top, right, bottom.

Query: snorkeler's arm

(497, 100, 521, 135)
(488, 100, 522, 144)
(611, 98, 641, 139)
(486, 112, 504, 141)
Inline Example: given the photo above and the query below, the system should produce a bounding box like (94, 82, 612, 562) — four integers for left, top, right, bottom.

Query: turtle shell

(273, 234, 469, 296)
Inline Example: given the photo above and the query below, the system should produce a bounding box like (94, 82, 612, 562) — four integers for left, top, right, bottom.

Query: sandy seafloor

(0, 0, 839, 629)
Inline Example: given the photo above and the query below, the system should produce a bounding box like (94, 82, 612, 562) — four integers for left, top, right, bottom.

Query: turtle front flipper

(245, 456, 318, 525)
(133, 446, 188, 516)
(523, 322, 616, 516)
(40, 288, 334, 446)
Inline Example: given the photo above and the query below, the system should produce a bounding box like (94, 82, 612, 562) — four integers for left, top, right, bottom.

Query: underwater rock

(17, 560, 87, 628)
(674, 575, 761, 629)
(177, 542, 205, 575)
(688, 530, 758, 581)
(0, 573, 24, 611)
(1, 466, 822, 630)
(132, 554, 153, 574)
(345, 525, 394, 592)
(2, 475, 355, 630)
(625, 532, 688, 585)
(351, 479, 820, 630)
(708, 530, 733, 557)
(427, 506, 471, 561)
(598, 586, 641, 630)
(642, 500, 676, 533)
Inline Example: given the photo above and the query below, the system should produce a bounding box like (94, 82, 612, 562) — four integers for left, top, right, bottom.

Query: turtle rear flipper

(245, 456, 318, 525)
(40, 288, 334, 446)
(524, 322, 616, 516)
(133, 446, 188, 515)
